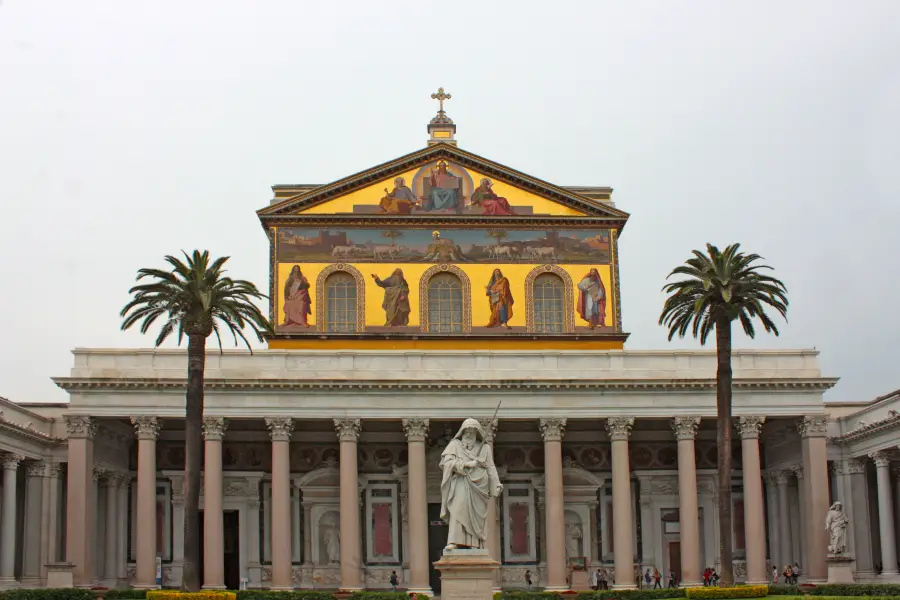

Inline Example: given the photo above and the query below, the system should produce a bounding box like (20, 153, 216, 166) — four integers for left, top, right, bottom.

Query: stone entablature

(54, 348, 836, 419)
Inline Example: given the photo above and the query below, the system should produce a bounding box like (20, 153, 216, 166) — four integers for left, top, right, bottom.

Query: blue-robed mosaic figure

(423, 161, 461, 210)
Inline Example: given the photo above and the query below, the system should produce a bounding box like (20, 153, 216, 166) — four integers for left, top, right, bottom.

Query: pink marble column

(0, 454, 24, 586)
(871, 451, 899, 576)
(65, 416, 96, 587)
(607, 417, 635, 590)
(798, 415, 829, 583)
(480, 417, 502, 591)
(131, 416, 161, 589)
(266, 417, 294, 590)
(335, 418, 363, 591)
(402, 418, 431, 595)
(672, 417, 702, 587)
(202, 417, 227, 590)
(540, 418, 567, 591)
(738, 416, 767, 584)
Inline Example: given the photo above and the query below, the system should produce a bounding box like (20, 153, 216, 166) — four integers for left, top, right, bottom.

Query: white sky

(1, 0, 898, 404)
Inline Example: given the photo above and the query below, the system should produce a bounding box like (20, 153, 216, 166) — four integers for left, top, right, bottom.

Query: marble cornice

(831, 411, 900, 445)
(0, 418, 62, 446)
(53, 376, 839, 393)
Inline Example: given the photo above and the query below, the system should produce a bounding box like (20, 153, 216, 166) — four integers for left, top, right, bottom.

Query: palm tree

(658, 243, 788, 586)
(120, 250, 272, 590)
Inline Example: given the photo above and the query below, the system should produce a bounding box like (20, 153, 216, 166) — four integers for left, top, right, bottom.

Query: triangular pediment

(258, 144, 628, 222)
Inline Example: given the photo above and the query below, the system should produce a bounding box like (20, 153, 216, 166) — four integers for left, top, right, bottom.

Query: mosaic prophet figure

(371, 269, 411, 326)
(439, 419, 502, 550)
(485, 269, 514, 328)
(577, 268, 607, 328)
(282, 265, 311, 327)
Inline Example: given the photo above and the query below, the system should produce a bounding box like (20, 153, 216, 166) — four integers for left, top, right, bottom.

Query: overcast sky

(1, 1, 898, 404)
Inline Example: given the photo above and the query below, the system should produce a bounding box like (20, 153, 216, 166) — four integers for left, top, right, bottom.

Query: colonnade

(60, 414, 832, 591)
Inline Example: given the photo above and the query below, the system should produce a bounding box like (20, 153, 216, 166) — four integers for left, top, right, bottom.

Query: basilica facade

(1, 99, 896, 593)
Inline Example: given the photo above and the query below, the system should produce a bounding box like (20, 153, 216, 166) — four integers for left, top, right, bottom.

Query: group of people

(702, 567, 720, 586)
(772, 563, 801, 584)
(642, 567, 678, 588)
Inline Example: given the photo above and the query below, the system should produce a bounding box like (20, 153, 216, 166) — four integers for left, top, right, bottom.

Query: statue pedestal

(570, 569, 591, 591)
(434, 548, 500, 600)
(827, 554, 855, 584)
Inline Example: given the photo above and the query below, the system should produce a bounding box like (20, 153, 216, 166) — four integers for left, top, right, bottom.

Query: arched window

(324, 272, 358, 332)
(427, 273, 463, 333)
(533, 273, 565, 333)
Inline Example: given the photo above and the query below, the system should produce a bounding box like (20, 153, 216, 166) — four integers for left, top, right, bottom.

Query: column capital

(798, 415, 828, 438)
(46, 461, 64, 479)
(202, 416, 228, 441)
(334, 418, 361, 442)
(131, 416, 161, 440)
(789, 463, 804, 480)
(1, 454, 24, 471)
(870, 450, 893, 468)
(737, 416, 766, 439)
(265, 417, 294, 442)
(401, 418, 430, 442)
(672, 416, 701, 440)
(64, 415, 97, 439)
(478, 418, 498, 444)
(772, 470, 790, 485)
(108, 472, 129, 488)
(25, 461, 47, 478)
(606, 417, 634, 441)
(539, 417, 567, 442)
(92, 467, 107, 482)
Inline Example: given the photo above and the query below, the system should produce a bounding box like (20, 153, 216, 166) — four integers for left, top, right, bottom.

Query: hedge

(105, 592, 149, 600)
(0, 591, 96, 600)
(807, 586, 900, 597)
(577, 591, 687, 600)
(147, 594, 236, 600)
(237, 594, 334, 600)
(347, 594, 408, 600)
(494, 594, 562, 600)
(766, 586, 801, 597)
(685, 585, 768, 599)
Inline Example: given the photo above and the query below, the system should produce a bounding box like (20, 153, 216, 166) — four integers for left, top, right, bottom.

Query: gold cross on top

(431, 87, 452, 112)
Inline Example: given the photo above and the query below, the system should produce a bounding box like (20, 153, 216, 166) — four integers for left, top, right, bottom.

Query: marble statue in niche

(826, 501, 849, 554)
(565, 511, 583, 560)
(319, 512, 341, 564)
(439, 418, 502, 550)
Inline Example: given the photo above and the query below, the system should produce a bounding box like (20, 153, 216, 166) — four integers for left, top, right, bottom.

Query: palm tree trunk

(181, 334, 205, 590)
(715, 315, 734, 586)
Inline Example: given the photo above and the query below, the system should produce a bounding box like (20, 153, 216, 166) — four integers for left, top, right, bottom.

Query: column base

(406, 587, 434, 596)
(612, 584, 637, 590)
(543, 586, 570, 592)
(132, 584, 162, 590)
(202, 585, 227, 590)
(0, 578, 20, 590)
(337, 588, 364, 593)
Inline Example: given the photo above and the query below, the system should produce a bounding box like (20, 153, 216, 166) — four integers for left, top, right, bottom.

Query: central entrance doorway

(198, 510, 241, 590)
(427, 503, 449, 594)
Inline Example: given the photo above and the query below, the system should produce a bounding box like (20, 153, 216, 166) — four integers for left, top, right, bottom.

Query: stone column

(65, 416, 96, 587)
(302, 503, 312, 565)
(41, 462, 61, 579)
(92, 468, 102, 582)
(798, 416, 829, 583)
(170, 475, 185, 580)
(291, 488, 301, 563)
(247, 497, 262, 587)
(334, 418, 363, 592)
(202, 417, 227, 589)
(402, 418, 432, 595)
(792, 466, 808, 574)
(480, 417, 502, 591)
(266, 417, 294, 590)
(871, 451, 899, 576)
(131, 416, 161, 589)
(673, 417, 702, 587)
(103, 474, 120, 583)
(539, 418, 567, 591)
(117, 475, 131, 583)
(774, 471, 793, 565)
(737, 416, 767, 584)
(0, 454, 24, 587)
(607, 417, 635, 589)
(22, 461, 46, 584)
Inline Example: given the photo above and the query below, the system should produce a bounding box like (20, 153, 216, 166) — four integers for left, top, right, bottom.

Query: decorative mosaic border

(314, 264, 366, 333)
(418, 264, 473, 333)
(524, 265, 575, 333)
